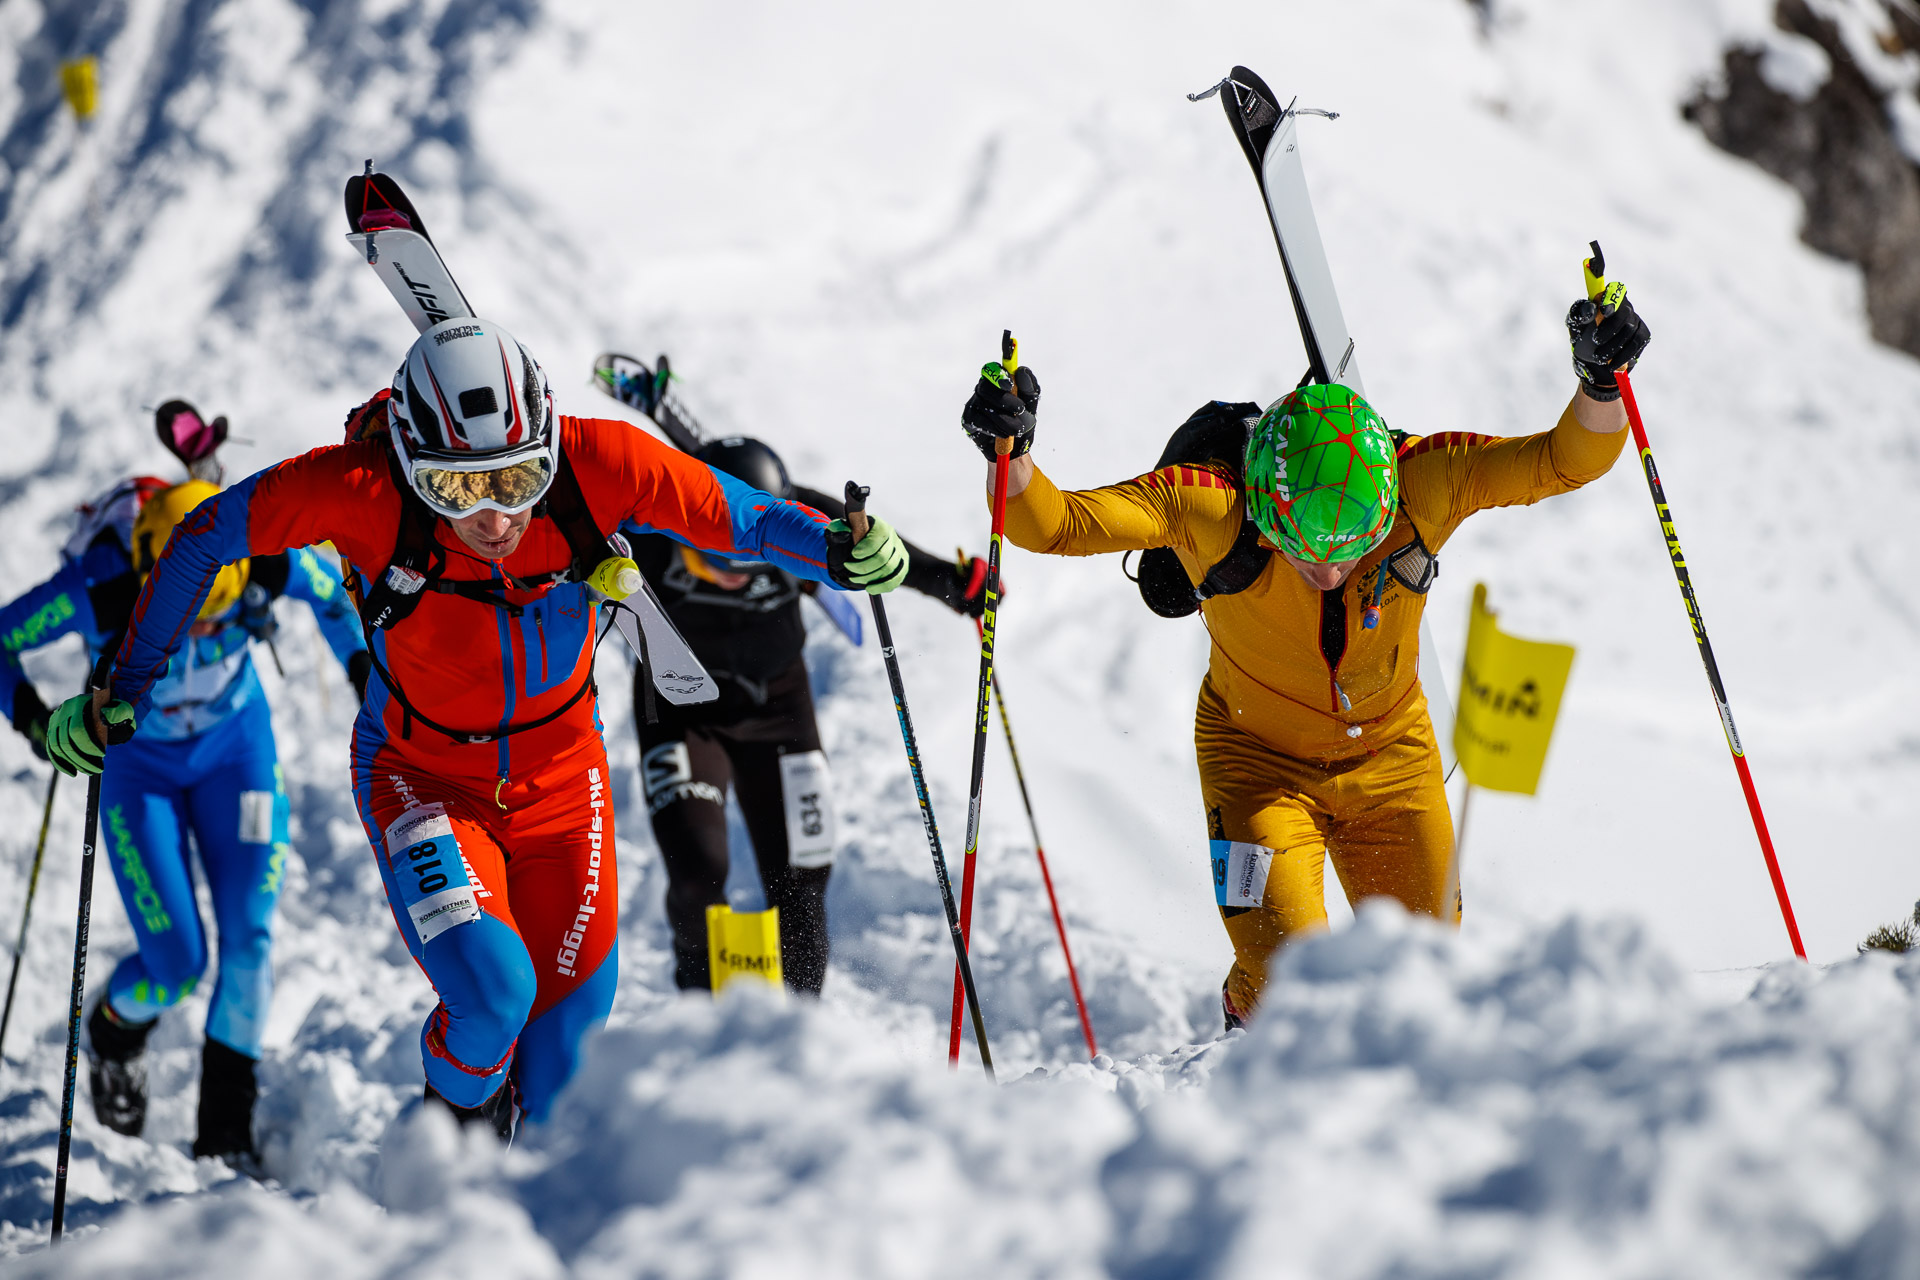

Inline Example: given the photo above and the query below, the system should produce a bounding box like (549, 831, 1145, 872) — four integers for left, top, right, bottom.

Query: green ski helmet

(1243, 383, 1398, 563)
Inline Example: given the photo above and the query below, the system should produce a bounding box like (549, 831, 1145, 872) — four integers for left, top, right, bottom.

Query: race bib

(1210, 840, 1273, 909)
(238, 790, 278, 845)
(384, 804, 481, 944)
(779, 750, 836, 870)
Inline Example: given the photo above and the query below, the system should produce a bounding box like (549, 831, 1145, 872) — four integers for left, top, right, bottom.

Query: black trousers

(637, 656, 832, 994)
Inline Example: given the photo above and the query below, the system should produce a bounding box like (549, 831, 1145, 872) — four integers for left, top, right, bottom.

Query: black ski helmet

(696, 436, 793, 500)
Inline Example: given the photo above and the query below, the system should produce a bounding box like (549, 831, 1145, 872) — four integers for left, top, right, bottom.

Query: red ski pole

(971, 607, 1097, 1058)
(949, 330, 1018, 1064)
(1586, 243, 1806, 960)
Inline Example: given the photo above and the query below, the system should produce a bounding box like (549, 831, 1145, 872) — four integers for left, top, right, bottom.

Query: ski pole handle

(1583, 240, 1607, 302)
(85, 656, 134, 748)
(994, 329, 1019, 456)
(844, 481, 871, 542)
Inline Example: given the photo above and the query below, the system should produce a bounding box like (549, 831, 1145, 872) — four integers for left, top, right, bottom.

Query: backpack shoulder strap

(1136, 400, 1267, 618)
(355, 450, 444, 632)
(539, 447, 616, 580)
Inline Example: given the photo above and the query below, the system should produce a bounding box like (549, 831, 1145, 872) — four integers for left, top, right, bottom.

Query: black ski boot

(424, 1080, 515, 1144)
(1221, 979, 1247, 1034)
(86, 1001, 155, 1136)
(192, 1039, 260, 1165)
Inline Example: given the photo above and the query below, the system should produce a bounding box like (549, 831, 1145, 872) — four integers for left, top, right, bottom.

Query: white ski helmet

(389, 317, 558, 519)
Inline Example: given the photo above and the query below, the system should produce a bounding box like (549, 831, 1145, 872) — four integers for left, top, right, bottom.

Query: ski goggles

(410, 454, 554, 519)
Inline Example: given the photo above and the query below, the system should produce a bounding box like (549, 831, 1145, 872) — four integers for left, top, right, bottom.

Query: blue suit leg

(99, 742, 209, 1023)
(354, 772, 537, 1109)
(512, 942, 617, 1124)
(183, 701, 288, 1058)
(418, 915, 538, 1108)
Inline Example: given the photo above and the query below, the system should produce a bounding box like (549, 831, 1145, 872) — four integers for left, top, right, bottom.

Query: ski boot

(424, 1080, 516, 1144)
(86, 1001, 155, 1136)
(1221, 979, 1248, 1034)
(192, 1039, 260, 1169)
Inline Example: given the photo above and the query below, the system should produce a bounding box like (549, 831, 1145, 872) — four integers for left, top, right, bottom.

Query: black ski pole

(0, 770, 60, 1060)
(51, 660, 128, 1245)
(948, 329, 1018, 1064)
(842, 482, 994, 1079)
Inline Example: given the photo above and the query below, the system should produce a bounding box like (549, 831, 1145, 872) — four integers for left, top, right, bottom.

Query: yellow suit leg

(1325, 712, 1457, 925)
(1197, 684, 1456, 1021)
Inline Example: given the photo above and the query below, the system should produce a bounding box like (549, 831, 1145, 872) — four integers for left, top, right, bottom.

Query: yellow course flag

(1452, 583, 1576, 795)
(706, 904, 783, 993)
(60, 58, 98, 122)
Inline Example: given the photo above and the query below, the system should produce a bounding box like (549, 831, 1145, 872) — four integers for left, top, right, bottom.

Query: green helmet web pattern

(1243, 383, 1399, 563)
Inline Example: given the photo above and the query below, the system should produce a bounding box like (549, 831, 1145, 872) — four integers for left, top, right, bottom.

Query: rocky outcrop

(1685, 0, 1920, 357)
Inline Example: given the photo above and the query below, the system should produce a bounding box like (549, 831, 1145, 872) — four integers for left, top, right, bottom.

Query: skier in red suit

(49, 318, 912, 1137)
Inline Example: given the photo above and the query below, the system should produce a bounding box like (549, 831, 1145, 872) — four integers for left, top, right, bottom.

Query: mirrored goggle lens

(413, 456, 552, 515)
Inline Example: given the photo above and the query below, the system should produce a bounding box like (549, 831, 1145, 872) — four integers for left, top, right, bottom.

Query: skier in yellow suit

(959, 288, 1651, 1026)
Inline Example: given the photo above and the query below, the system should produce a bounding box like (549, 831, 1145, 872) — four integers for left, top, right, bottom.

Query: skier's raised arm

(961, 360, 1241, 564)
(795, 483, 992, 617)
(573, 420, 909, 596)
(107, 444, 391, 723)
(1400, 288, 1647, 543)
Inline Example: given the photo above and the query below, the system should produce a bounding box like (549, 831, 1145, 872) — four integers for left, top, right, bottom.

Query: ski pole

(52, 660, 128, 1244)
(948, 330, 1018, 1065)
(965, 599, 1098, 1059)
(844, 483, 993, 1079)
(0, 770, 60, 1060)
(1585, 242, 1806, 960)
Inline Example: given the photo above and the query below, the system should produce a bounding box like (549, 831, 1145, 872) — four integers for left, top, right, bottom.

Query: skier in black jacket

(626, 436, 990, 994)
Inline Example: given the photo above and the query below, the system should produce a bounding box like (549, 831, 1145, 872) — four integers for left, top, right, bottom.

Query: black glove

(952, 555, 996, 619)
(239, 582, 277, 642)
(347, 650, 373, 705)
(961, 362, 1040, 463)
(1566, 282, 1651, 402)
(11, 685, 50, 762)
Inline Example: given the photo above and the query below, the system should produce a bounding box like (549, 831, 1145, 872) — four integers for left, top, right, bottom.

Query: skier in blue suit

(1, 473, 369, 1164)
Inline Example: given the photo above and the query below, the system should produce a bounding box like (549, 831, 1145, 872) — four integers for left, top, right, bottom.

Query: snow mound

(18, 908, 1920, 1279)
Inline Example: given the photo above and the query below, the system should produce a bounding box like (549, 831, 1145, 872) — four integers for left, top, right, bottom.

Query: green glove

(45, 693, 136, 777)
(826, 515, 910, 593)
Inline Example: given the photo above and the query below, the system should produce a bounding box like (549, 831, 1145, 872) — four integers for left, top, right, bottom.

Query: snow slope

(1, 0, 1917, 1271)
